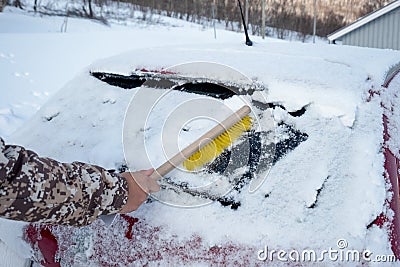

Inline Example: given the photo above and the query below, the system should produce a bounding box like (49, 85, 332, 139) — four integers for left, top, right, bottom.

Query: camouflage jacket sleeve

(0, 138, 128, 226)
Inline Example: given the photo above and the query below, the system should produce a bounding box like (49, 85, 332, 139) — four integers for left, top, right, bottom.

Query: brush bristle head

(183, 115, 252, 171)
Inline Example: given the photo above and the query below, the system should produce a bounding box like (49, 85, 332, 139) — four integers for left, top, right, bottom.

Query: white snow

(0, 6, 247, 140)
(1, 3, 400, 266)
(0, 240, 29, 266)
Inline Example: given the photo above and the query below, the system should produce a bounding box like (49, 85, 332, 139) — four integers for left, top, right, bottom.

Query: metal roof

(327, 0, 400, 41)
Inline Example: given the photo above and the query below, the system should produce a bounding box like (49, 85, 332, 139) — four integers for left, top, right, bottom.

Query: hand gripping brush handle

(150, 105, 251, 180)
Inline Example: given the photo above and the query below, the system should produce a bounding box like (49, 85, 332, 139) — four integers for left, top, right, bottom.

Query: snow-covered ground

(0, 5, 254, 139)
(1, 3, 400, 267)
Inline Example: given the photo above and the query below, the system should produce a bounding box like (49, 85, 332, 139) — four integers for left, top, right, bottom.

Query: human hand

(119, 169, 160, 213)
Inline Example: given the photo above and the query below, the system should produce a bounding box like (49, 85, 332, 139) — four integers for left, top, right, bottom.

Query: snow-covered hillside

(1, 4, 400, 267)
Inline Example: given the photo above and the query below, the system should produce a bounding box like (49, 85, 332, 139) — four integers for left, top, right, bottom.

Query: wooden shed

(328, 0, 400, 50)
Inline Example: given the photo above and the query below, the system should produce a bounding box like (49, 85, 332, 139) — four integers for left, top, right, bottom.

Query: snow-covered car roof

(6, 42, 400, 265)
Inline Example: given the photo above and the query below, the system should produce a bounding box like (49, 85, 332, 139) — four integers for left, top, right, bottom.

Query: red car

(6, 46, 400, 266)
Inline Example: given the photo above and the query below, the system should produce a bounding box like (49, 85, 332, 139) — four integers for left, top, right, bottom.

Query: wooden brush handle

(150, 105, 251, 180)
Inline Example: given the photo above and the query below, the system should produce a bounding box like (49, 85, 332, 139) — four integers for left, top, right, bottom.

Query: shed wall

(340, 7, 400, 50)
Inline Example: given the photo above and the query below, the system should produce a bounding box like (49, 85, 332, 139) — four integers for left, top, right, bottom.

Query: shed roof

(327, 0, 400, 41)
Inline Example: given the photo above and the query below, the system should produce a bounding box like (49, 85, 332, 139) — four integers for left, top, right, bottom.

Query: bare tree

(88, 0, 94, 17)
(359, 0, 388, 17)
(83, 0, 94, 18)
(13, 0, 22, 9)
(313, 0, 317, 43)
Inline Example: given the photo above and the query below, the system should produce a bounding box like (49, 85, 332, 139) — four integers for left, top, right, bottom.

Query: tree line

(2, 0, 389, 39)
(122, 0, 389, 39)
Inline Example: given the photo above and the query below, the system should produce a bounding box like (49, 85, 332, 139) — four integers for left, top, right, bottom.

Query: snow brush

(150, 105, 252, 180)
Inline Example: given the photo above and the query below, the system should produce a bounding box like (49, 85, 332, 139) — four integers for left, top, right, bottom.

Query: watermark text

(257, 239, 398, 263)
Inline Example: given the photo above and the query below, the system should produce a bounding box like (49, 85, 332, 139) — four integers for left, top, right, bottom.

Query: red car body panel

(381, 66, 400, 259)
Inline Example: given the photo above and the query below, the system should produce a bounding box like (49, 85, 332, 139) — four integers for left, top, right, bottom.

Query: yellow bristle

(183, 115, 253, 171)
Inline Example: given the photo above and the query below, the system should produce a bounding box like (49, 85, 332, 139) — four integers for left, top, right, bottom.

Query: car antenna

(237, 0, 253, 46)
